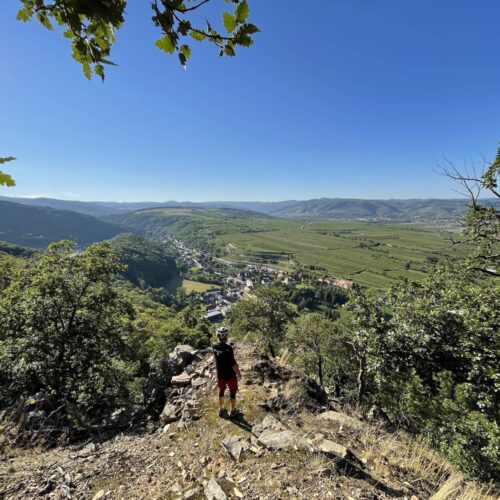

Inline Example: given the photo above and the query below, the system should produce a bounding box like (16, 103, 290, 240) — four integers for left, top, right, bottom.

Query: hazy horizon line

(0, 194, 483, 204)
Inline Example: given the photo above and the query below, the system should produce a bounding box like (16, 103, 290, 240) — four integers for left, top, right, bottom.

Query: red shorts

(217, 377, 238, 394)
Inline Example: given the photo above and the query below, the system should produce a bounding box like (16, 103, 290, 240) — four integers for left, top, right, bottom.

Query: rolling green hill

(108, 233, 180, 290)
(266, 198, 476, 220)
(0, 200, 127, 249)
(107, 207, 271, 252)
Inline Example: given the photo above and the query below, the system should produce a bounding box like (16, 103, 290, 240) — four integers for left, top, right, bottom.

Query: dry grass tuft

(361, 430, 498, 500)
(430, 473, 497, 500)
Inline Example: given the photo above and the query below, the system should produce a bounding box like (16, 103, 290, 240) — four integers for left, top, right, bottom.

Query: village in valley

(167, 236, 354, 324)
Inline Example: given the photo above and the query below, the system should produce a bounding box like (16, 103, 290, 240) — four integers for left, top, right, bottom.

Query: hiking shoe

(229, 409, 243, 419)
(218, 408, 228, 418)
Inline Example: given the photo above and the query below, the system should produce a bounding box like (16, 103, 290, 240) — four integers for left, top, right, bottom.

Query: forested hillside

(0, 200, 127, 248)
(109, 233, 180, 290)
(107, 207, 270, 253)
(0, 240, 37, 258)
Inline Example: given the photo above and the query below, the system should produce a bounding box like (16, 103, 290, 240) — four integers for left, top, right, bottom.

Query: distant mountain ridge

(2, 195, 498, 221)
(0, 200, 128, 248)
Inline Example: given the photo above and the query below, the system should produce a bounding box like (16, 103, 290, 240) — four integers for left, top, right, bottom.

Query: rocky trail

(0, 342, 494, 499)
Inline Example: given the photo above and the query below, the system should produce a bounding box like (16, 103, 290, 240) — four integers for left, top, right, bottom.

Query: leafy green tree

(0, 240, 136, 416)
(0, 156, 16, 188)
(227, 286, 293, 357)
(440, 145, 499, 277)
(112, 281, 210, 378)
(16, 0, 259, 79)
(286, 313, 335, 387)
(386, 264, 499, 421)
(0, 253, 24, 291)
(343, 288, 387, 405)
(360, 264, 500, 482)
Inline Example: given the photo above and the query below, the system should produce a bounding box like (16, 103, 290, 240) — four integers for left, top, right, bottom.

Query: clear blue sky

(1, 0, 499, 202)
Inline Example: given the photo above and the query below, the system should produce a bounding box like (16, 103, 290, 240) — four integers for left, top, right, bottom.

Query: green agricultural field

(216, 219, 469, 288)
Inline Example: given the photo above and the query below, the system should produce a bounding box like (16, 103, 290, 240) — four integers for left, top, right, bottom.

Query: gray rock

(314, 439, 350, 459)
(26, 410, 45, 429)
(160, 403, 180, 423)
(183, 487, 201, 499)
(172, 345, 197, 365)
(192, 377, 207, 388)
(204, 478, 227, 500)
(171, 372, 192, 386)
(252, 415, 286, 436)
(257, 430, 305, 450)
(317, 411, 364, 430)
(143, 375, 167, 416)
(221, 435, 247, 461)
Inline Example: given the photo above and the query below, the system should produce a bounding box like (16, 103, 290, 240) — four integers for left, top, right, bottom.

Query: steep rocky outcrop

(0, 342, 495, 499)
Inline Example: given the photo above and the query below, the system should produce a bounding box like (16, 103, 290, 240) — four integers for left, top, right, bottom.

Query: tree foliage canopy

(227, 286, 293, 357)
(0, 240, 136, 414)
(441, 145, 500, 277)
(16, 0, 259, 79)
(286, 313, 335, 388)
(0, 156, 16, 188)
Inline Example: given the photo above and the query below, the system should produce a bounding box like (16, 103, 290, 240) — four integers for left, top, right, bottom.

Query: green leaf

(190, 31, 206, 42)
(0, 171, 15, 187)
(180, 44, 191, 60)
(242, 23, 260, 35)
(16, 7, 33, 22)
(235, 1, 249, 24)
(95, 64, 105, 81)
(223, 12, 237, 33)
(155, 34, 176, 54)
(0, 156, 16, 165)
(82, 61, 92, 80)
(224, 45, 236, 57)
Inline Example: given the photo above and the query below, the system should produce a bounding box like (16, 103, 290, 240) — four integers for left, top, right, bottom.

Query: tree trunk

(357, 353, 366, 406)
(317, 355, 324, 388)
(267, 338, 276, 358)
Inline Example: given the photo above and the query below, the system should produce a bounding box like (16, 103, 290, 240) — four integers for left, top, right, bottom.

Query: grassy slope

(182, 280, 218, 293)
(218, 220, 469, 287)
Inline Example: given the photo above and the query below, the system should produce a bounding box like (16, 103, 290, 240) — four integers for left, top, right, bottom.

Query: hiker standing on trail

(213, 327, 242, 418)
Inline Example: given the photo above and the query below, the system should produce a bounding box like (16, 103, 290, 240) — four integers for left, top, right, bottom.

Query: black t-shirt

(212, 342, 236, 379)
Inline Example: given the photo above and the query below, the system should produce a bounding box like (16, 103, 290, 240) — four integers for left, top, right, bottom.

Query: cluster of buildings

(317, 277, 354, 289)
(169, 237, 226, 279)
(201, 287, 243, 323)
(169, 237, 355, 322)
(201, 265, 303, 323)
(240, 265, 300, 287)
